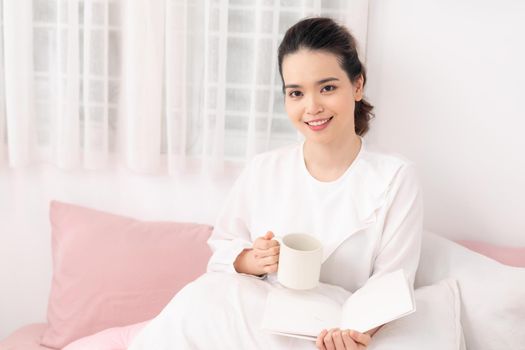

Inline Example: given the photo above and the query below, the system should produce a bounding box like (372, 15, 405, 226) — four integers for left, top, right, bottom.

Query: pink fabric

(41, 201, 213, 349)
(0, 323, 52, 350)
(455, 240, 525, 267)
(62, 321, 149, 350)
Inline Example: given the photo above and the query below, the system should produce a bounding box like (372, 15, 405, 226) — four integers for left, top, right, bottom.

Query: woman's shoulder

(357, 141, 419, 187)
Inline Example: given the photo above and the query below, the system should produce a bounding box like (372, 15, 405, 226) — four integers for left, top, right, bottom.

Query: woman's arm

(206, 163, 255, 274)
(372, 163, 423, 286)
(206, 160, 280, 277)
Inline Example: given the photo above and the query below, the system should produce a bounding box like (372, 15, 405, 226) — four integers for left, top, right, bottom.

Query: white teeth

(307, 118, 330, 126)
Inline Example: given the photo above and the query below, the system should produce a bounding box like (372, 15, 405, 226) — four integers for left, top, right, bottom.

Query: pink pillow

(41, 201, 213, 349)
(455, 240, 525, 267)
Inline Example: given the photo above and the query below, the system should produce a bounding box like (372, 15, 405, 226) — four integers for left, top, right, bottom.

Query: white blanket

(127, 272, 351, 350)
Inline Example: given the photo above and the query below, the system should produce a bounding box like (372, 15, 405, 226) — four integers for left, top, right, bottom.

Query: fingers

(253, 236, 279, 250)
(321, 329, 364, 350)
(341, 330, 358, 349)
(251, 231, 280, 274)
(252, 247, 279, 274)
(252, 253, 278, 273)
(348, 330, 371, 347)
(331, 330, 346, 350)
(323, 329, 336, 350)
(256, 251, 278, 273)
(316, 329, 328, 350)
(253, 246, 280, 258)
(263, 231, 274, 240)
(255, 253, 279, 266)
(260, 264, 277, 274)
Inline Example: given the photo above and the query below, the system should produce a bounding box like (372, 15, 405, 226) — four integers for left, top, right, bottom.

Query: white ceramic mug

(276, 233, 323, 290)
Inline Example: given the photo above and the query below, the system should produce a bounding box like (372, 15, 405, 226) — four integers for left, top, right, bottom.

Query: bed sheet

(0, 323, 53, 350)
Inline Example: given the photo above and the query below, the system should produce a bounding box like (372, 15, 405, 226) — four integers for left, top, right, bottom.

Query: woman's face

(281, 49, 363, 145)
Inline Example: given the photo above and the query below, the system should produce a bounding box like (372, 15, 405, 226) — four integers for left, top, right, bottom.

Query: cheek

(285, 101, 301, 121)
(334, 96, 355, 117)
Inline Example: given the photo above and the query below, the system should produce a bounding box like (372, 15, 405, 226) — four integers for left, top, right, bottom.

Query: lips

(304, 116, 333, 131)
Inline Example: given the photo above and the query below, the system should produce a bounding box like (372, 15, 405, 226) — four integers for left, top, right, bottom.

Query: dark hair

(277, 17, 374, 136)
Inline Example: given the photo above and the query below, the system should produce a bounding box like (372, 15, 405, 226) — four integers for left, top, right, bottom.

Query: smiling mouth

(304, 116, 333, 126)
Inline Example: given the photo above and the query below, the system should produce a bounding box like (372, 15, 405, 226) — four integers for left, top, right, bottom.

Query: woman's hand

(252, 231, 280, 273)
(234, 231, 280, 276)
(316, 328, 371, 350)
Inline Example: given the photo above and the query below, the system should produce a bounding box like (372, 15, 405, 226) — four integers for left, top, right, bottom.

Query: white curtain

(0, 0, 369, 175)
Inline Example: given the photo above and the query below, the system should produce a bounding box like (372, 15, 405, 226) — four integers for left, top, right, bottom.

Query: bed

(1, 201, 524, 350)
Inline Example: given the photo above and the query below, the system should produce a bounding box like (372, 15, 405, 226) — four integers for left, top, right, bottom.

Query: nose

(305, 94, 324, 115)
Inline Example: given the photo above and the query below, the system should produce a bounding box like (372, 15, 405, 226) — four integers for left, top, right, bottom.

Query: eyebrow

(283, 77, 340, 90)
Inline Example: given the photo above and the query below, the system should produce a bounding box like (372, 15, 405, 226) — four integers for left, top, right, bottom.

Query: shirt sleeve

(371, 162, 423, 286)
(206, 160, 255, 274)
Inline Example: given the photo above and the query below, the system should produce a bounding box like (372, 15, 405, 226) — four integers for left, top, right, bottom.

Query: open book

(261, 269, 415, 341)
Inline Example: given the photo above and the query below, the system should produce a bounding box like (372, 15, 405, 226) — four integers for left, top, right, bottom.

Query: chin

(304, 133, 334, 145)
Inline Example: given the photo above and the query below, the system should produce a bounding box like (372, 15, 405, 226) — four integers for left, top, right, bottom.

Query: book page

(340, 269, 416, 333)
(261, 287, 342, 338)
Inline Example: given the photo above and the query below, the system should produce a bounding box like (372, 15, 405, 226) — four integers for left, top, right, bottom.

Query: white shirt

(207, 137, 423, 292)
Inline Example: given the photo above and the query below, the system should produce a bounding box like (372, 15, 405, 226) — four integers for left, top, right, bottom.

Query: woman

(128, 17, 423, 350)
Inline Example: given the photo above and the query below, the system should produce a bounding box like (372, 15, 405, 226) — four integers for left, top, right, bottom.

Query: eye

(288, 90, 303, 98)
(321, 85, 337, 93)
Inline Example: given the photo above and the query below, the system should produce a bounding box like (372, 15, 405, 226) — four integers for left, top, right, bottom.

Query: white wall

(366, 0, 525, 245)
(0, 164, 238, 339)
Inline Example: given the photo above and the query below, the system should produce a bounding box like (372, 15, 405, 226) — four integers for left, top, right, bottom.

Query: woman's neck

(303, 135, 362, 182)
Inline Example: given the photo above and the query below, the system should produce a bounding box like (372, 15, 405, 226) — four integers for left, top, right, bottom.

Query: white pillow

(416, 232, 525, 350)
(369, 278, 464, 350)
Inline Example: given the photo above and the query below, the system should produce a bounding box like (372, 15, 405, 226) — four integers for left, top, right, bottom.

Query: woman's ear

(354, 75, 364, 101)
